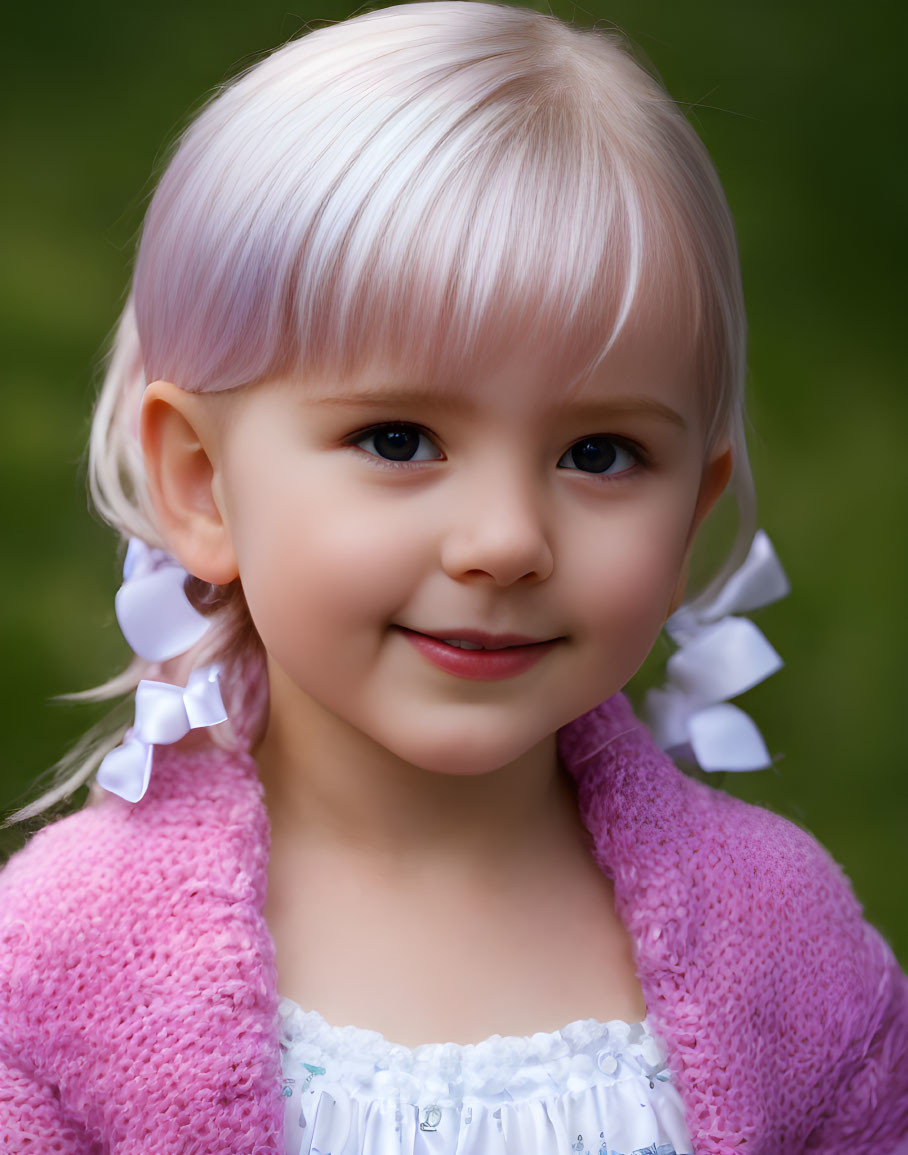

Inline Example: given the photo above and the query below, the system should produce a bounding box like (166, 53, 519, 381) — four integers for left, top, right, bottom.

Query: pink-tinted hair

(13, 2, 754, 821)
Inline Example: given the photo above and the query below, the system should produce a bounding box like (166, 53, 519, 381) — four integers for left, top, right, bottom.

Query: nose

(440, 472, 555, 587)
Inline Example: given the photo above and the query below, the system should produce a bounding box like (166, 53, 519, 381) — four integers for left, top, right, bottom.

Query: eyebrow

(559, 396, 688, 430)
(308, 387, 687, 430)
(307, 387, 472, 415)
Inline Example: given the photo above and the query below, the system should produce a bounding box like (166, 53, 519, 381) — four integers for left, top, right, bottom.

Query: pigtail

(5, 305, 268, 826)
(88, 297, 156, 543)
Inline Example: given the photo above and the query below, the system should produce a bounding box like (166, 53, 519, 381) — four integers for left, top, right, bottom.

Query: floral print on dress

(572, 1139, 679, 1155)
(278, 998, 693, 1155)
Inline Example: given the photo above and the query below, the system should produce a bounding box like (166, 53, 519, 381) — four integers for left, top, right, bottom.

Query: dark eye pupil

(374, 427, 420, 460)
(571, 438, 616, 473)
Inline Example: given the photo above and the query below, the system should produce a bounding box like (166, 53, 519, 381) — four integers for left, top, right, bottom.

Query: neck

(254, 675, 579, 879)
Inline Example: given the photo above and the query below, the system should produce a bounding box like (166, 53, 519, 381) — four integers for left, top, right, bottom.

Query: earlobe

(140, 381, 239, 584)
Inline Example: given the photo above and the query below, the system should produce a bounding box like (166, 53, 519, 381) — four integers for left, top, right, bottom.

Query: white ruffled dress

(278, 997, 693, 1155)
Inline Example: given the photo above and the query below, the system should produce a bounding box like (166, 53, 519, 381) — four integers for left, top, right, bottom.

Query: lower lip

(399, 628, 558, 681)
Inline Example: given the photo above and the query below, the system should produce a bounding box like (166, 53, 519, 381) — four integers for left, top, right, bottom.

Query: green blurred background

(2, 1, 905, 961)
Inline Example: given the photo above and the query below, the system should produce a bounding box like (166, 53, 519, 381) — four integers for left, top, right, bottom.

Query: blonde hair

(10, 1, 754, 823)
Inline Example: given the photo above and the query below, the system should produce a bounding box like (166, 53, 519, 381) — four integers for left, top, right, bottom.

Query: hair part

(9, 1, 755, 825)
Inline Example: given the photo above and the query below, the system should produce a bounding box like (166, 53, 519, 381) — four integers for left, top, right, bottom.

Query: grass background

(2, 0, 905, 961)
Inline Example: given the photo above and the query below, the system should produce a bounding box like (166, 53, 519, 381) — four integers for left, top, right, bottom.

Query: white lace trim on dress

(278, 998, 694, 1155)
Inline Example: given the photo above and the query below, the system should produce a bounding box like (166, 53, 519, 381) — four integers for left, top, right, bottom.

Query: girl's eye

(557, 436, 638, 475)
(351, 423, 443, 463)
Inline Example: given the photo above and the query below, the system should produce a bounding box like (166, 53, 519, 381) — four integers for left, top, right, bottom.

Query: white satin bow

(98, 538, 228, 802)
(115, 538, 212, 661)
(645, 530, 789, 772)
(96, 666, 227, 803)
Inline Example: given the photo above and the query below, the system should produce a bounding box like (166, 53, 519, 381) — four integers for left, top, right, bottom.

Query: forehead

(289, 292, 701, 430)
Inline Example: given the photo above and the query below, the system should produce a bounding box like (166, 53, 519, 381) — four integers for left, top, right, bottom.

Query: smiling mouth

(394, 626, 562, 684)
(395, 626, 561, 681)
(398, 627, 559, 650)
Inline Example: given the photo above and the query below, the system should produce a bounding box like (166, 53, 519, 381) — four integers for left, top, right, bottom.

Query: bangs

(289, 110, 703, 396)
(134, 4, 730, 416)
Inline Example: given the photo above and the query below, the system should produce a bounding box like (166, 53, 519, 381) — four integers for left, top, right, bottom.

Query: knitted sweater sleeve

(0, 843, 94, 1152)
(804, 923, 908, 1152)
(562, 695, 908, 1149)
(0, 1052, 94, 1152)
(0, 749, 285, 1154)
(723, 797, 908, 1151)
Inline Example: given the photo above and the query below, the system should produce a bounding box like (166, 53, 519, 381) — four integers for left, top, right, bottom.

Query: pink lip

(397, 627, 560, 681)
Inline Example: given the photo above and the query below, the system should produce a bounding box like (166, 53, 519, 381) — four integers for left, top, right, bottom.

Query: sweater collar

(183, 694, 709, 1149)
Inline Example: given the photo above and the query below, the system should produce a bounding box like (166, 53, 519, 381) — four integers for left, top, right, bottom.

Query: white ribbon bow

(96, 666, 227, 803)
(115, 538, 212, 662)
(645, 530, 789, 772)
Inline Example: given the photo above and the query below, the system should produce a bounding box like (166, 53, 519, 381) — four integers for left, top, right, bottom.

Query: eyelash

(347, 422, 646, 478)
(347, 423, 444, 467)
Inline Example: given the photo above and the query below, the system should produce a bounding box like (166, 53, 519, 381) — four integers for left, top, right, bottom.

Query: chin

(387, 722, 555, 778)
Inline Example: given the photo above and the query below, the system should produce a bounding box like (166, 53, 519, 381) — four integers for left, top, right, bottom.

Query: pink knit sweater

(1, 694, 906, 1152)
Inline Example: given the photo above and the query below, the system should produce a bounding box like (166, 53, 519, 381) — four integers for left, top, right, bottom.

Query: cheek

(228, 477, 431, 657)
(569, 502, 694, 664)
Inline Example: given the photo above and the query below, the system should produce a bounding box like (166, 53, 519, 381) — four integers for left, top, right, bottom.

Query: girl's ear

(667, 444, 734, 618)
(140, 380, 239, 584)
(693, 444, 734, 534)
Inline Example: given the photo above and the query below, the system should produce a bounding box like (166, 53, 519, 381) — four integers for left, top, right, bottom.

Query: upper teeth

(443, 639, 485, 650)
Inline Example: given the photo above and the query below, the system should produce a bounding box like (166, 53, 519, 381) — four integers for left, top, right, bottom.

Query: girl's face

(167, 307, 729, 777)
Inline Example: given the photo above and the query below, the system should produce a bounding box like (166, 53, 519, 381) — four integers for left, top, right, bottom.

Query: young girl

(1, 4, 905, 1152)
